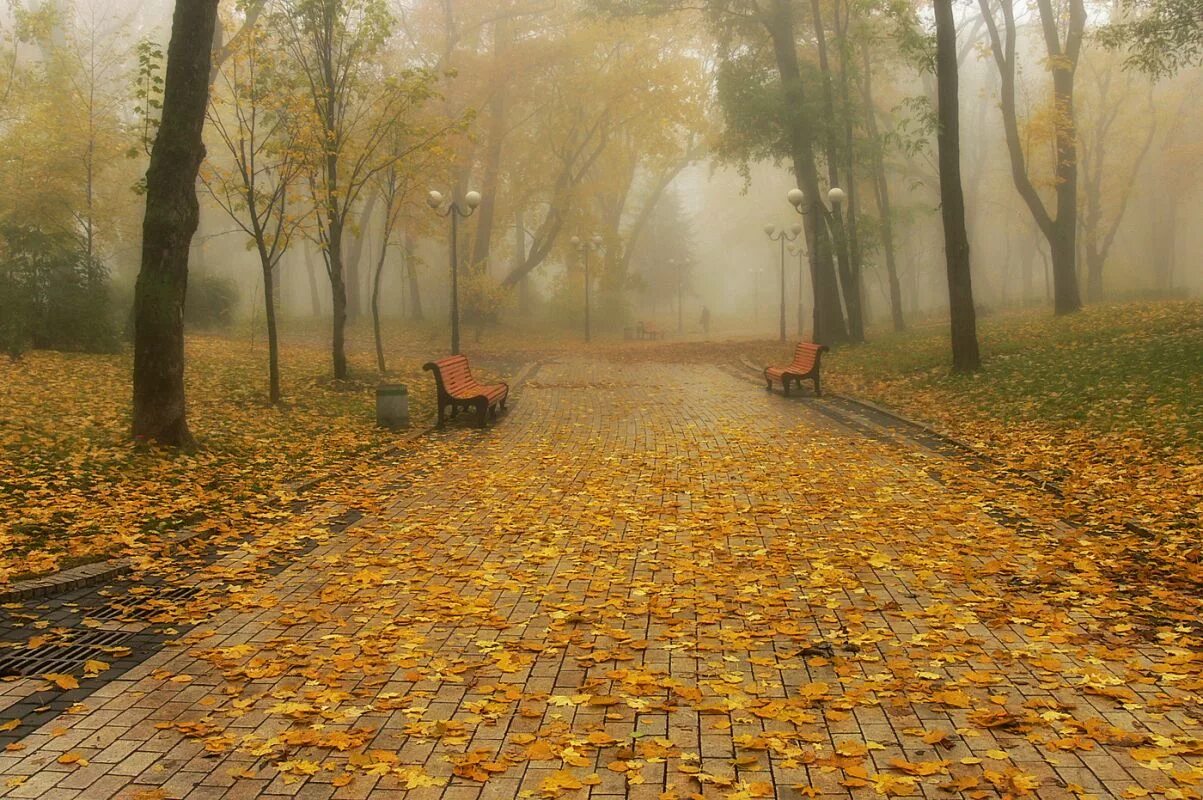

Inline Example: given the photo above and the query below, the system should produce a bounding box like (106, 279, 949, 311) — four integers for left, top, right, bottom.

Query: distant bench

(764, 342, 828, 397)
(423, 355, 508, 428)
(625, 321, 665, 341)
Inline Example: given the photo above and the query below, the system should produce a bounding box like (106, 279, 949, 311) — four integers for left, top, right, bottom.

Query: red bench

(637, 321, 665, 340)
(423, 355, 508, 428)
(764, 342, 829, 397)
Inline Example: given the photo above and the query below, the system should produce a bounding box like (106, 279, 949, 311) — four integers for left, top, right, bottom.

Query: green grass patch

(823, 301, 1203, 450)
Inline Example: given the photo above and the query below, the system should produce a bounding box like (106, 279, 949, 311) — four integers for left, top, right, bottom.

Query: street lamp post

(764, 223, 803, 343)
(827, 186, 847, 271)
(427, 189, 481, 355)
(787, 188, 822, 340)
(674, 258, 684, 334)
(825, 185, 864, 340)
(789, 242, 807, 337)
(571, 234, 603, 342)
(749, 267, 763, 323)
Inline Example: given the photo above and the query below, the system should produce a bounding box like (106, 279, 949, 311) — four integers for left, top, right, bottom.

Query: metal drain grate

(87, 585, 204, 622)
(0, 629, 135, 677)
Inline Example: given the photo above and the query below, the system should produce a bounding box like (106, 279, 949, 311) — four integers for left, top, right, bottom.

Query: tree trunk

(405, 230, 423, 320)
(470, 19, 511, 272)
(1021, 244, 1034, 304)
(1080, 83, 1157, 303)
(1085, 244, 1104, 302)
(1049, 64, 1081, 315)
(343, 192, 377, 320)
(834, 0, 867, 338)
(305, 246, 321, 316)
(372, 239, 387, 374)
(262, 259, 281, 404)
(861, 43, 904, 331)
(764, 0, 847, 346)
(514, 213, 532, 315)
(934, 0, 981, 373)
(810, 0, 863, 342)
(132, 0, 220, 447)
(1081, 133, 1105, 302)
(979, 0, 1083, 315)
(329, 214, 348, 380)
(372, 184, 399, 374)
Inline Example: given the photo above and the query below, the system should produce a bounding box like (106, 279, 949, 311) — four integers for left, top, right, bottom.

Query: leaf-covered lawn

(835, 300, 1203, 443)
(752, 300, 1203, 537)
(0, 330, 443, 583)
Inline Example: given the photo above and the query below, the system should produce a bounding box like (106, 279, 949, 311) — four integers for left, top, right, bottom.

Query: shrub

(185, 274, 238, 330)
(0, 224, 119, 356)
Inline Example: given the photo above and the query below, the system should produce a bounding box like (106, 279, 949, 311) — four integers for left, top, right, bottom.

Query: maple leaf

(539, 769, 584, 797)
(42, 673, 79, 690)
(526, 740, 558, 761)
(871, 772, 917, 796)
(930, 689, 972, 708)
(888, 757, 949, 776)
(393, 766, 446, 789)
(82, 660, 109, 677)
(277, 759, 320, 776)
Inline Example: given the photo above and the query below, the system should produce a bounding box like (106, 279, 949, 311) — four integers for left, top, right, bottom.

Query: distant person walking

(700, 306, 711, 338)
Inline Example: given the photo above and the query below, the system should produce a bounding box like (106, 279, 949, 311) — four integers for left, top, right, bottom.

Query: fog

(3, 0, 1200, 349)
(4, 3, 1203, 791)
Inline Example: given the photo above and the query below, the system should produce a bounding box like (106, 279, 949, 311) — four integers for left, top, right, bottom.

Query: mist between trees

(2, 0, 1200, 437)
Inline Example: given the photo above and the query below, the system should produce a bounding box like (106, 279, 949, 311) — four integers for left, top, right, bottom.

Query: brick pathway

(1, 356, 1199, 800)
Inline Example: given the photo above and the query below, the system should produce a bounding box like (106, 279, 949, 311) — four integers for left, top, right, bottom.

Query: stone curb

(0, 558, 133, 604)
(738, 353, 1167, 538)
(0, 360, 541, 605)
(736, 354, 990, 459)
(828, 391, 997, 463)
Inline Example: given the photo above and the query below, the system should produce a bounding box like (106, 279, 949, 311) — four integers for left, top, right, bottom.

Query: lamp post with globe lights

(788, 187, 835, 343)
(826, 186, 863, 341)
(571, 234, 603, 342)
(788, 241, 807, 337)
(764, 223, 803, 343)
(427, 189, 481, 355)
(748, 266, 765, 323)
(827, 186, 849, 281)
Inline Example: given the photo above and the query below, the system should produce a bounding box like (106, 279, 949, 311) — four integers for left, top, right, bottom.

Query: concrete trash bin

(376, 384, 409, 430)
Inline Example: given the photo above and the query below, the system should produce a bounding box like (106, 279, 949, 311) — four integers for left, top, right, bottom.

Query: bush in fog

(0, 224, 119, 357)
(184, 274, 238, 330)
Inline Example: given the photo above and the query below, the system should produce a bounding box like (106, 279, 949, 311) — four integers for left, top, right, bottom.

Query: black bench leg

(813, 375, 821, 397)
(437, 403, 446, 428)
(476, 399, 489, 428)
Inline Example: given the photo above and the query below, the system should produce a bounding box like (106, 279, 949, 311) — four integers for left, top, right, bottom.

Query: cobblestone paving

(1, 357, 1200, 800)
